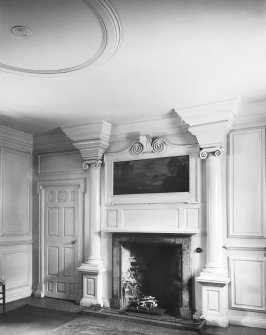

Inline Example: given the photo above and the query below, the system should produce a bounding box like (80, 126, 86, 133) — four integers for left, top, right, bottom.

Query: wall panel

(2, 148, 31, 235)
(0, 244, 32, 302)
(38, 152, 82, 174)
(228, 128, 265, 237)
(230, 256, 265, 311)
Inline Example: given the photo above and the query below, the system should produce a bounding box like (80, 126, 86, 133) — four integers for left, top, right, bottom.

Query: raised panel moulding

(176, 99, 240, 147)
(61, 121, 112, 161)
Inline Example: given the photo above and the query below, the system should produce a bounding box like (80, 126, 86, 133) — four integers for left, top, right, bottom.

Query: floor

(3, 297, 266, 335)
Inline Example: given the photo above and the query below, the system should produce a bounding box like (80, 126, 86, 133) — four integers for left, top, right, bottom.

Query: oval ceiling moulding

(0, 0, 121, 75)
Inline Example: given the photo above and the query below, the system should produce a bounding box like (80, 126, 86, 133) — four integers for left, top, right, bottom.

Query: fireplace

(111, 234, 192, 318)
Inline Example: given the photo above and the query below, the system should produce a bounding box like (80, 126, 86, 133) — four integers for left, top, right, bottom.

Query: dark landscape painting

(113, 156, 189, 195)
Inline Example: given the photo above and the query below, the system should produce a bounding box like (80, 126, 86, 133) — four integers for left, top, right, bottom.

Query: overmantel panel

(104, 140, 200, 205)
(103, 136, 200, 234)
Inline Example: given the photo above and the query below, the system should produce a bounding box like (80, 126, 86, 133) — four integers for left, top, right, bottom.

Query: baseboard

(229, 316, 266, 329)
(6, 286, 32, 303)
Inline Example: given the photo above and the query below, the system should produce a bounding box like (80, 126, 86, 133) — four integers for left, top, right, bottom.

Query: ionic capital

(82, 160, 102, 169)
(199, 147, 224, 160)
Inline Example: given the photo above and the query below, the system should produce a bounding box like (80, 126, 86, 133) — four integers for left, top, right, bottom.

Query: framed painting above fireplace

(104, 145, 199, 204)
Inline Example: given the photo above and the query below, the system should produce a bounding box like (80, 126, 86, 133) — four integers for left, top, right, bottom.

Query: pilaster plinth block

(78, 263, 106, 307)
(196, 274, 230, 328)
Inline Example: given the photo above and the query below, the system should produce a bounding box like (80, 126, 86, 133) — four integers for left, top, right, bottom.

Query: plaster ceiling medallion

(11, 26, 33, 38)
(0, 0, 121, 75)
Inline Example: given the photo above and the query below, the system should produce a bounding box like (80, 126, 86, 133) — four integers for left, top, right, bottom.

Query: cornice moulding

(110, 115, 190, 142)
(233, 100, 266, 128)
(74, 138, 110, 160)
(62, 120, 111, 142)
(176, 98, 239, 127)
(176, 98, 240, 147)
(189, 121, 230, 148)
(33, 132, 76, 153)
(61, 120, 112, 161)
(0, 125, 33, 152)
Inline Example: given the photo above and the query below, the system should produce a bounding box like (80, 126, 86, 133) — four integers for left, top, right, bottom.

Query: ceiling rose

(11, 26, 33, 38)
(0, 0, 121, 75)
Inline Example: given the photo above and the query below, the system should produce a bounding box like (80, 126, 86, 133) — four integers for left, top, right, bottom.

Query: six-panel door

(44, 186, 80, 300)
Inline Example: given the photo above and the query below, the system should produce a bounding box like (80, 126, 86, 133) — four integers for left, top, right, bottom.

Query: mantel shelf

(101, 228, 200, 235)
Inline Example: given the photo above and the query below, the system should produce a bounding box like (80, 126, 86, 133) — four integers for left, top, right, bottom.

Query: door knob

(70, 239, 77, 244)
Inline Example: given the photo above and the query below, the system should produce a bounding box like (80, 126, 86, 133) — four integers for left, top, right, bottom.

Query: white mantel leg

(78, 160, 105, 307)
(196, 147, 230, 327)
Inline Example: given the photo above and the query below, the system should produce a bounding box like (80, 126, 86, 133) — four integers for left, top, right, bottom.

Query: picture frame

(104, 146, 199, 205)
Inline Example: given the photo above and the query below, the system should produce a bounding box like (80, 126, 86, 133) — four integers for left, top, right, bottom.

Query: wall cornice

(109, 114, 195, 143)
(233, 99, 266, 129)
(0, 125, 33, 152)
(176, 98, 240, 147)
(61, 120, 112, 161)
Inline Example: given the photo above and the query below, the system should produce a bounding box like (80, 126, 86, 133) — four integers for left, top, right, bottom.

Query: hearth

(111, 234, 192, 319)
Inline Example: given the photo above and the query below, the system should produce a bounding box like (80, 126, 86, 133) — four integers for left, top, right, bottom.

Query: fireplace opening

(112, 234, 192, 319)
(121, 242, 182, 316)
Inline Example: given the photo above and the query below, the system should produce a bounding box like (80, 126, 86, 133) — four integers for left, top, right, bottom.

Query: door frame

(35, 178, 85, 300)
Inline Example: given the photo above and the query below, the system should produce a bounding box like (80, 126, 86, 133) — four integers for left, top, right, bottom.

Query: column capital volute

(82, 160, 102, 169)
(199, 146, 224, 159)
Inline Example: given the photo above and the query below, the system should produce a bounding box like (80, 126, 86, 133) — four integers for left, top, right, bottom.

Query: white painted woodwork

(44, 185, 80, 300)
(0, 243, 32, 302)
(108, 114, 197, 148)
(228, 128, 265, 237)
(78, 162, 106, 307)
(0, 125, 33, 153)
(104, 204, 200, 234)
(86, 164, 102, 264)
(202, 284, 229, 327)
(61, 122, 110, 307)
(195, 144, 230, 326)
(38, 151, 82, 174)
(1, 148, 31, 235)
(229, 257, 265, 311)
(104, 144, 199, 204)
(62, 120, 112, 161)
(227, 126, 266, 327)
(0, 125, 33, 302)
(233, 100, 266, 129)
(177, 99, 239, 148)
(205, 153, 224, 273)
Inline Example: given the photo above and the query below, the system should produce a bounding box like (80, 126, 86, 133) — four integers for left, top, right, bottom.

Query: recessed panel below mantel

(103, 204, 200, 234)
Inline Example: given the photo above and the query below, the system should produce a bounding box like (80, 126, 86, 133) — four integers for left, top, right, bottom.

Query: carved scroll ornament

(199, 147, 224, 160)
(130, 135, 167, 156)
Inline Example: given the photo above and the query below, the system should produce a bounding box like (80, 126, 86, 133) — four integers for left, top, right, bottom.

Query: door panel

(44, 185, 79, 300)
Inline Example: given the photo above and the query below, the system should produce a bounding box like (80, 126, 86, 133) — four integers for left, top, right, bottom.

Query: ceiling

(0, 0, 266, 135)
